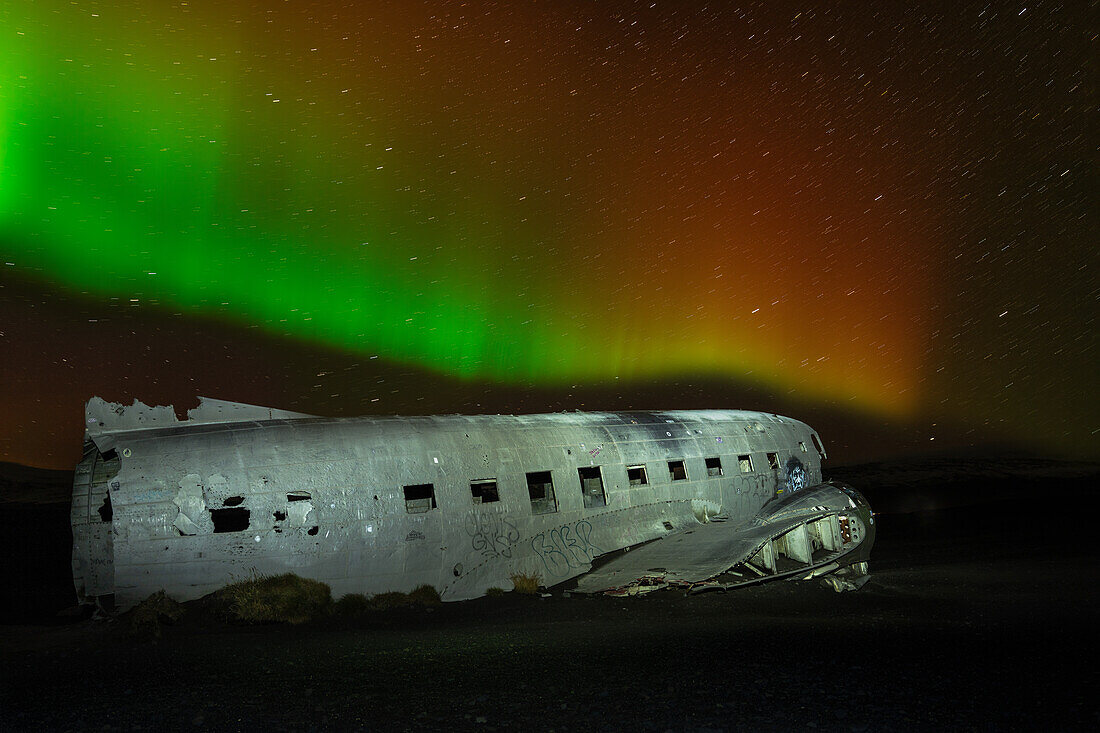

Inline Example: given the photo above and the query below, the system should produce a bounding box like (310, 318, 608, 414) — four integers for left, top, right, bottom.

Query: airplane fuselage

(72, 400, 867, 609)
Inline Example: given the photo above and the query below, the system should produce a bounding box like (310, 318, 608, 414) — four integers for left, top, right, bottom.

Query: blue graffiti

(531, 520, 602, 577)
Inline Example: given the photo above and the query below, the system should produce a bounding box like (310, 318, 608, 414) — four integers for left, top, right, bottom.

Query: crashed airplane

(72, 398, 875, 610)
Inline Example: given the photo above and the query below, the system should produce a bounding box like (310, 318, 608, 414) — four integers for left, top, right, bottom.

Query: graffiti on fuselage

(739, 472, 770, 499)
(465, 512, 521, 558)
(786, 457, 806, 493)
(530, 519, 602, 577)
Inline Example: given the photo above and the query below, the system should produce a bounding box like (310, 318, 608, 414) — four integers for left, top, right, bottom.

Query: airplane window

(668, 460, 688, 481)
(210, 506, 250, 532)
(627, 464, 648, 486)
(578, 466, 606, 508)
(526, 471, 558, 514)
(705, 457, 723, 476)
(738, 455, 754, 473)
(403, 483, 437, 513)
(810, 433, 826, 458)
(470, 479, 499, 504)
(799, 441, 807, 453)
(767, 452, 780, 470)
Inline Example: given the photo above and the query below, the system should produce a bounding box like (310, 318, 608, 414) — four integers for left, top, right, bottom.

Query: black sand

(1, 460, 1095, 731)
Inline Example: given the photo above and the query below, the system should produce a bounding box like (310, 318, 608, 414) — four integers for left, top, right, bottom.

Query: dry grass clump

(366, 591, 413, 610)
(361, 585, 442, 611)
(485, 587, 507, 598)
(329, 586, 445, 614)
(407, 584, 441, 606)
(333, 593, 372, 615)
(509, 572, 541, 595)
(222, 573, 332, 624)
(129, 590, 184, 637)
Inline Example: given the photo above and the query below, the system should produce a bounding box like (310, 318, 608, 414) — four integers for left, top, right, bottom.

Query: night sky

(1, 1, 1095, 470)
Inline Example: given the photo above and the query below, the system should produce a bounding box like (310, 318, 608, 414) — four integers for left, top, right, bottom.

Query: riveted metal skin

(72, 398, 872, 610)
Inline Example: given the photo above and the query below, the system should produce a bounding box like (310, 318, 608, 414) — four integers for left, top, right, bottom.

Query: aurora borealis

(1, 2, 1095, 468)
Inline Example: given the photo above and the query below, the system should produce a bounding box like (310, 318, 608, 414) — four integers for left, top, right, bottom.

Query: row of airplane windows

(160, 444, 809, 535)
(402, 448, 803, 515)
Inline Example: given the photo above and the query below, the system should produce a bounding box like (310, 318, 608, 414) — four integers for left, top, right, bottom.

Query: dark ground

(1, 458, 1097, 731)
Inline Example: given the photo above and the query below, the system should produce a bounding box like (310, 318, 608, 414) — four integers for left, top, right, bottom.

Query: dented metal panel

(72, 398, 874, 610)
(573, 482, 874, 594)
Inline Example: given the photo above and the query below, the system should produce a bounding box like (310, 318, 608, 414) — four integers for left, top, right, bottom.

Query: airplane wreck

(71, 398, 875, 610)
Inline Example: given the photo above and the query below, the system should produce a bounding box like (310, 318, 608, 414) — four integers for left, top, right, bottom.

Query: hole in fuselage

(97, 494, 113, 523)
(209, 507, 250, 533)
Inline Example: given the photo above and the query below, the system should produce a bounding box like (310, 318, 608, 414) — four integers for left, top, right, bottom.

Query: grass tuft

(333, 593, 372, 615)
(485, 587, 507, 598)
(509, 572, 541, 595)
(221, 573, 332, 624)
(364, 585, 442, 610)
(407, 584, 441, 606)
(367, 591, 413, 610)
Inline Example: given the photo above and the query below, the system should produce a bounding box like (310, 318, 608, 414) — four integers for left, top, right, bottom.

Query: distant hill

(0, 462, 73, 504)
(828, 456, 1100, 514)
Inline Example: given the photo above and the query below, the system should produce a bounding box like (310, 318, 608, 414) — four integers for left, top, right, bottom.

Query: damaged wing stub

(71, 397, 873, 612)
(574, 481, 875, 597)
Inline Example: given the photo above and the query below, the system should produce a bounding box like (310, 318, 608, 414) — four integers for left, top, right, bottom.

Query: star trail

(0, 1, 1094, 468)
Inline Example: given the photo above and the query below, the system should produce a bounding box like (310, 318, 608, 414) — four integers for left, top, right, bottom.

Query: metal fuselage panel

(73, 409, 826, 608)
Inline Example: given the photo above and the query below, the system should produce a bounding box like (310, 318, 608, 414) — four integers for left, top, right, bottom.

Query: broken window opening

(767, 452, 781, 470)
(223, 496, 245, 507)
(307, 526, 319, 535)
(97, 494, 113, 523)
(578, 466, 606, 509)
(705, 457, 723, 477)
(403, 483, 437, 513)
(738, 455, 754, 473)
(799, 441, 807, 453)
(94, 449, 120, 483)
(279, 492, 315, 529)
(627, 464, 648, 486)
(209, 507, 250, 533)
(811, 433, 826, 458)
(526, 471, 558, 514)
(471, 479, 500, 504)
(86, 446, 121, 526)
(668, 460, 687, 481)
